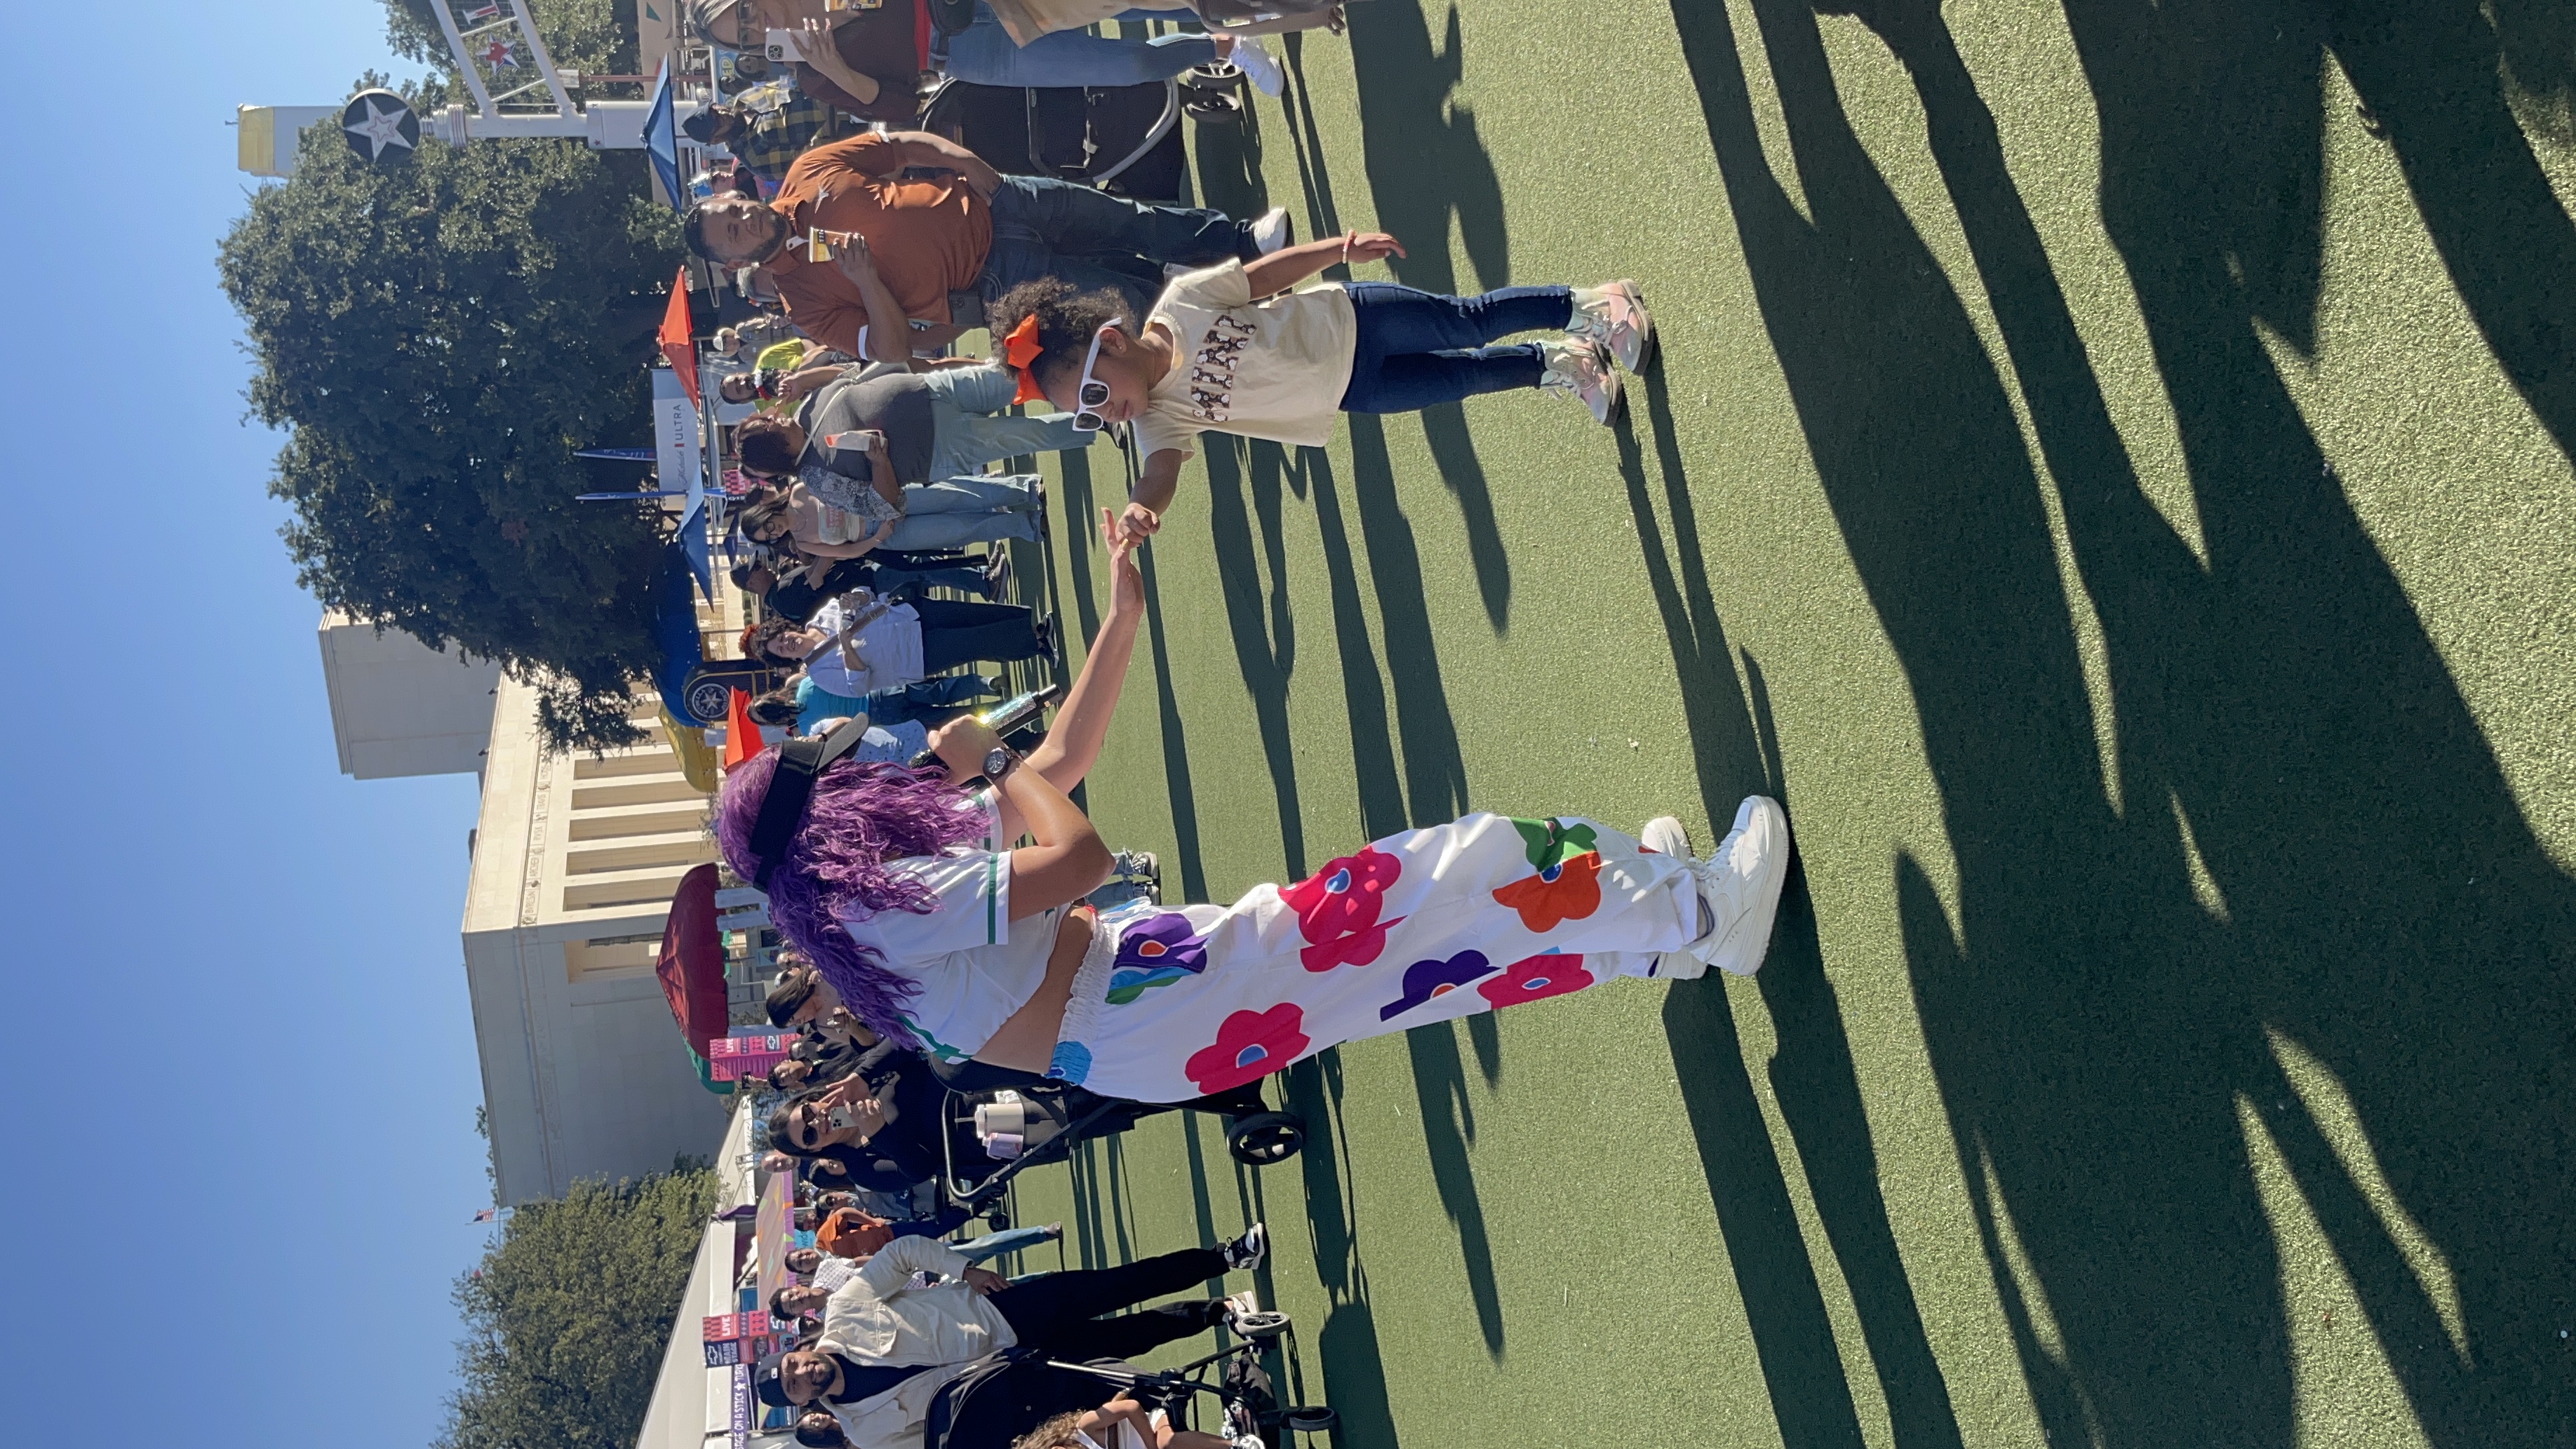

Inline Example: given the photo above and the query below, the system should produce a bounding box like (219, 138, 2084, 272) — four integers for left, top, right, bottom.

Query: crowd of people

(660, 6, 1799, 1445)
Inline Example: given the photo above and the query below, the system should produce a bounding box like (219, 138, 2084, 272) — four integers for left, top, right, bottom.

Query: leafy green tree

(439, 1166, 718, 1449)
(380, 0, 637, 83)
(220, 0, 685, 751)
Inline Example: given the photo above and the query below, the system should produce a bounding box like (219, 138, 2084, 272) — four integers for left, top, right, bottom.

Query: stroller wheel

(984, 1208, 1012, 1231)
(1232, 1309, 1291, 1340)
(1226, 1112, 1305, 1166)
(1283, 1408, 1339, 1434)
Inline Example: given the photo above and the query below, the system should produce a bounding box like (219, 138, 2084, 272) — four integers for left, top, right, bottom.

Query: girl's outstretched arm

(1242, 230, 1404, 298)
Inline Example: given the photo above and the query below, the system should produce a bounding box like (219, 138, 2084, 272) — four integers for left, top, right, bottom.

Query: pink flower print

(1476, 951, 1597, 1009)
(1278, 847, 1406, 972)
(1184, 1004, 1313, 1095)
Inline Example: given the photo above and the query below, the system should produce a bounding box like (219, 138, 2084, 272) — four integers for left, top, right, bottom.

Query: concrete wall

(318, 612, 505, 779)
(463, 677, 730, 1204)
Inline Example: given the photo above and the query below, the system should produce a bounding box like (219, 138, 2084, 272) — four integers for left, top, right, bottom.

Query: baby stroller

(923, 1335, 1336, 1449)
(917, 64, 1226, 204)
(930, 1060, 1306, 1225)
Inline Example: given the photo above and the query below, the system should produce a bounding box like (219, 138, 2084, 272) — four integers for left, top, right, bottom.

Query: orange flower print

(1491, 850, 1604, 932)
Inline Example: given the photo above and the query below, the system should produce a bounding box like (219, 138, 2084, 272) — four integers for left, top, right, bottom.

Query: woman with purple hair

(716, 515, 1797, 1104)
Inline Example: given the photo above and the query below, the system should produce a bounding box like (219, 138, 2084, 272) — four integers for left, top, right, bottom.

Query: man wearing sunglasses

(681, 130, 1290, 366)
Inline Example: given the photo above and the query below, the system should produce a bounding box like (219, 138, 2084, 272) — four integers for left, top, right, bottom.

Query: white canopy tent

(634, 1100, 793, 1449)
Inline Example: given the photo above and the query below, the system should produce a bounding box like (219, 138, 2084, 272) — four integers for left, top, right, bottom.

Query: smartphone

(820, 429, 878, 484)
(908, 683, 1067, 769)
(763, 27, 807, 62)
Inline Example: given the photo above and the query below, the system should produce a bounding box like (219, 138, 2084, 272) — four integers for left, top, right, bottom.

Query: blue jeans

(885, 476, 1044, 550)
(944, 4, 1219, 88)
(923, 363, 1095, 479)
(1336, 283, 1574, 414)
(979, 175, 1254, 320)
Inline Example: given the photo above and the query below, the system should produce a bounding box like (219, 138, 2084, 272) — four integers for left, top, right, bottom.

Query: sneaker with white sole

(1220, 1222, 1268, 1272)
(1540, 338, 1622, 424)
(1250, 206, 1292, 256)
(1690, 796, 1791, 977)
(1637, 816, 1693, 858)
(1228, 35, 1285, 97)
(1569, 280, 1655, 373)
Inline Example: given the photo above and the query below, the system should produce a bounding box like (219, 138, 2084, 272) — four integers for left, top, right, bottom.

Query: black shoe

(1031, 614, 1061, 673)
(981, 548, 1012, 601)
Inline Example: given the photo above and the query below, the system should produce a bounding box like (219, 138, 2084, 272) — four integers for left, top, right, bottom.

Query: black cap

(753, 1351, 793, 1408)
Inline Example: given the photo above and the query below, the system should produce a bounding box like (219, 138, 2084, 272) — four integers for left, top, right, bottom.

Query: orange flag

(722, 688, 764, 771)
(659, 268, 701, 406)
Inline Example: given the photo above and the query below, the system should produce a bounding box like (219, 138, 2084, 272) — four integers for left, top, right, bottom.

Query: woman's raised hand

(926, 715, 1005, 785)
(1103, 507, 1145, 616)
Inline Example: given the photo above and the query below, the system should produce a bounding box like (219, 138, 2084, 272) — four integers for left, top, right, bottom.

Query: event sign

(706, 1030, 794, 1081)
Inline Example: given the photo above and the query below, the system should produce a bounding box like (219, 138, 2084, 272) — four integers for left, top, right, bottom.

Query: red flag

(723, 688, 763, 771)
(659, 269, 701, 406)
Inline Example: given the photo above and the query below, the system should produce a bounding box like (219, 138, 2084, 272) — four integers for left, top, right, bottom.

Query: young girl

(714, 516, 1793, 1103)
(990, 234, 1653, 546)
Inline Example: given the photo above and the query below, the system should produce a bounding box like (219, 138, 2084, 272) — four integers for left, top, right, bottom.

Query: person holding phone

(681, 130, 1287, 363)
(735, 414, 1045, 557)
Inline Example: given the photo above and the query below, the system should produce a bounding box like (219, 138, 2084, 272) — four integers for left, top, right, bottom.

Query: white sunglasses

(1071, 324, 1118, 433)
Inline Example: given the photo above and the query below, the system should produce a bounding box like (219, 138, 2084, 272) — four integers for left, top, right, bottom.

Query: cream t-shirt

(1131, 260, 1359, 460)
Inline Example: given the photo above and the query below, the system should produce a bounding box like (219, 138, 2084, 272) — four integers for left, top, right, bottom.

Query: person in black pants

(984, 1229, 1263, 1360)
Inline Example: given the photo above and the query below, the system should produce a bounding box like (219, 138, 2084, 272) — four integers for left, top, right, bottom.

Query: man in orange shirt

(683, 130, 1287, 362)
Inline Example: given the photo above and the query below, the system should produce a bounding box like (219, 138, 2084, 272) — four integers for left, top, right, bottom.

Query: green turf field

(983, 2, 2576, 1443)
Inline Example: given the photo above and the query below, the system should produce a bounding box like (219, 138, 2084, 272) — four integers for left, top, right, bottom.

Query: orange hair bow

(1002, 314, 1047, 406)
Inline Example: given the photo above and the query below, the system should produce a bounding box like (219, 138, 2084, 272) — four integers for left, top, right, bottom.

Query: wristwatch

(982, 746, 1018, 783)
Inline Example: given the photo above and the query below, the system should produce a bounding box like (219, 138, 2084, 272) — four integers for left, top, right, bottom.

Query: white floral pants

(1045, 813, 1705, 1103)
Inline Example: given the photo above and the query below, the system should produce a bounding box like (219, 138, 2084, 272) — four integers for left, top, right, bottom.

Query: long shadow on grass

(1282, 1053, 1404, 1449)
(2322, 0, 2576, 468)
(1619, 370, 1961, 1447)
(1675, 0, 2576, 1441)
(1339, 0, 1517, 634)
(1139, 545, 1211, 903)
(1191, 110, 1313, 877)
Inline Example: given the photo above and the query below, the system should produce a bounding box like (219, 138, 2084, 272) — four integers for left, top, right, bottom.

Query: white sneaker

(1569, 280, 1656, 373)
(1637, 816, 1693, 857)
(1250, 206, 1292, 256)
(1540, 339, 1622, 425)
(1691, 796, 1791, 977)
(1221, 1222, 1268, 1272)
(1637, 817, 1714, 980)
(1229, 36, 1285, 97)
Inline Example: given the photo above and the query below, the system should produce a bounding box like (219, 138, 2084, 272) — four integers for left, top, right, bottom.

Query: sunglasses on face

(1071, 325, 1116, 433)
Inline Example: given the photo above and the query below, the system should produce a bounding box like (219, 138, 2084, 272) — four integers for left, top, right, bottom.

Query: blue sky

(0, 7, 504, 1443)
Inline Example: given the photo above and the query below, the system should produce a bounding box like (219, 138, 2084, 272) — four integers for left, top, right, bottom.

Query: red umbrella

(655, 863, 729, 1055)
(659, 268, 701, 406)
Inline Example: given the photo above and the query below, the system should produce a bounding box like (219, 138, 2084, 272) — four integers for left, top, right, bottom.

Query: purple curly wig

(715, 749, 991, 1046)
